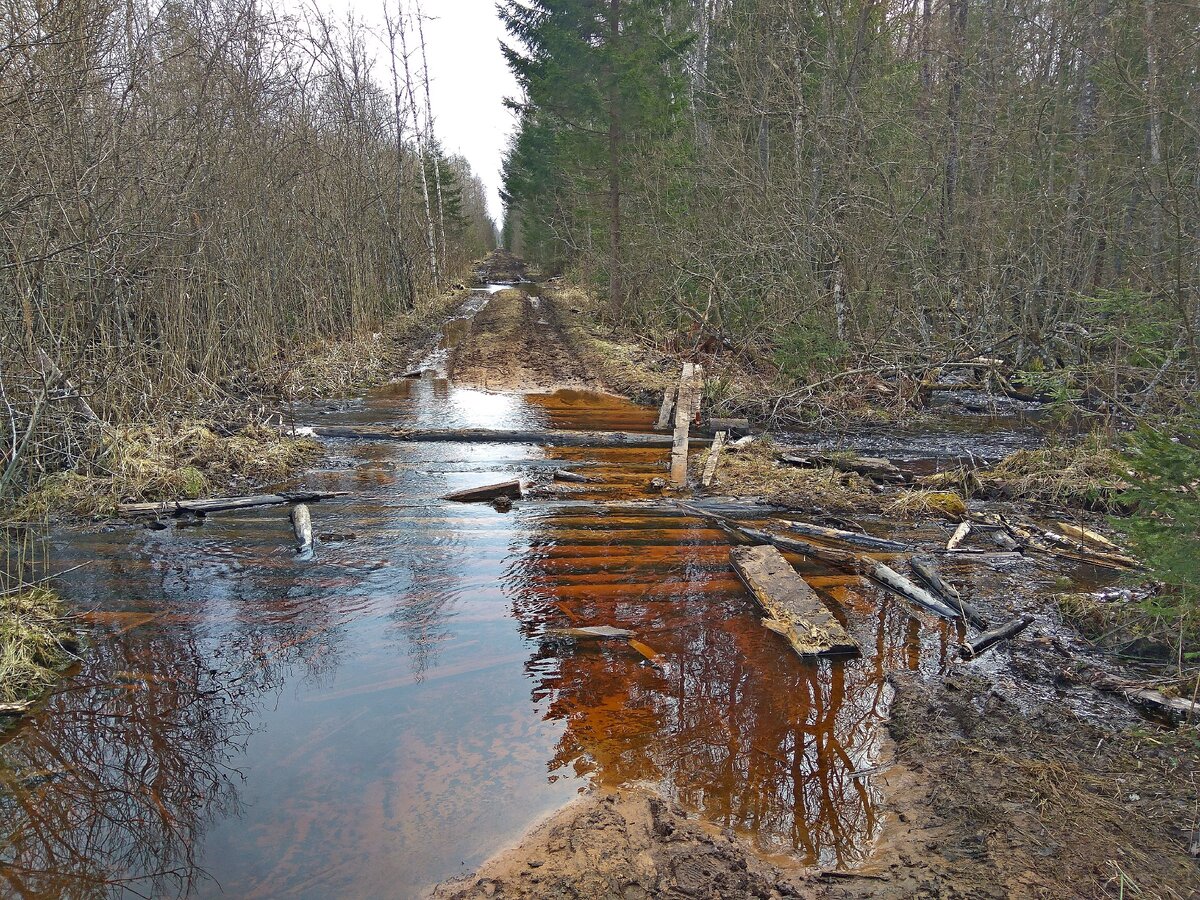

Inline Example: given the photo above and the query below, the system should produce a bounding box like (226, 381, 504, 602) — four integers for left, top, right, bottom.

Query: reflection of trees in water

(0, 542, 352, 897)
(513, 512, 948, 868)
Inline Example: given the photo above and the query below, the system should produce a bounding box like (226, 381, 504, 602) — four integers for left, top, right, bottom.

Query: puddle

(0, 373, 1120, 897)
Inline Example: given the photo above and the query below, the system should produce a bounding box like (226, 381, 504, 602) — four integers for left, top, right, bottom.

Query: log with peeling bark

(655, 385, 677, 431)
(730, 545, 858, 656)
(975, 512, 1138, 570)
(701, 431, 727, 488)
(442, 479, 523, 503)
(732, 525, 964, 621)
(311, 425, 709, 448)
(910, 556, 988, 628)
(117, 491, 348, 516)
(946, 521, 972, 551)
(780, 520, 910, 552)
(290, 503, 314, 553)
(779, 453, 904, 483)
(960, 614, 1035, 658)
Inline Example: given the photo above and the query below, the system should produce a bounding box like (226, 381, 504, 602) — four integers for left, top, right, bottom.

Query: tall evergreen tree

(499, 0, 689, 309)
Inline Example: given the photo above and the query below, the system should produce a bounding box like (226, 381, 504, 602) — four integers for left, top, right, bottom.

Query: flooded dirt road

(0, 285, 1133, 898)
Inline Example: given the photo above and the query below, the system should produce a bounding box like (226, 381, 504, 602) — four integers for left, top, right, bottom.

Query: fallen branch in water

(117, 490, 348, 516)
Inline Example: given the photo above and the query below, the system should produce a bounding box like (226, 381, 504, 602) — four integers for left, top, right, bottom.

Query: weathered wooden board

(670, 363, 697, 487)
(442, 479, 523, 503)
(701, 430, 727, 487)
(655, 385, 677, 431)
(730, 545, 858, 657)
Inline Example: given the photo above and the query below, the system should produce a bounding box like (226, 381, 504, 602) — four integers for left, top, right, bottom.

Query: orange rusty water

(0, 375, 1071, 899)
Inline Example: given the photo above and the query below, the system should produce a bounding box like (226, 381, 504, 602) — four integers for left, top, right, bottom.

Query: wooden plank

(670, 363, 696, 487)
(312, 425, 709, 448)
(730, 545, 858, 657)
(117, 490, 348, 516)
(654, 385, 677, 431)
(442, 479, 523, 503)
(701, 431, 727, 487)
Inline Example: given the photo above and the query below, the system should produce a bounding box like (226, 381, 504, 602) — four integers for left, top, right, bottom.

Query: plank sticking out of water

(655, 385, 677, 431)
(730, 545, 858, 657)
(311, 425, 709, 448)
(670, 363, 698, 487)
(116, 490, 348, 516)
(700, 430, 726, 488)
(442, 479, 523, 503)
(290, 503, 314, 553)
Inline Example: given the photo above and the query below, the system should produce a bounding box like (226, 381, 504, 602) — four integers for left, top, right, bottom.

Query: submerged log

(442, 479, 523, 503)
(910, 556, 987, 628)
(960, 614, 1034, 658)
(730, 545, 858, 656)
(117, 490, 348, 517)
(701, 431, 727, 488)
(780, 520, 910, 552)
(290, 503, 314, 553)
(312, 425, 708, 448)
(545, 625, 633, 639)
(553, 469, 602, 484)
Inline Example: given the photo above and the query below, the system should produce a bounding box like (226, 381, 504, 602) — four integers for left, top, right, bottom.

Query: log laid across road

(309, 425, 712, 448)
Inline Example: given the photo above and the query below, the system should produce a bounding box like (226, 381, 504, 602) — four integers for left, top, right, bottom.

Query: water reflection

(0, 380, 999, 896)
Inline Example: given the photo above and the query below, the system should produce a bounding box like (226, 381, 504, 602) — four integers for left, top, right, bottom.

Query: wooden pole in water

(670, 363, 697, 487)
(291, 503, 314, 553)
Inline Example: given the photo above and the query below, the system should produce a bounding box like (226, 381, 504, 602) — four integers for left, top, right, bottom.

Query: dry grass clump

(8, 422, 321, 520)
(0, 586, 78, 706)
(700, 438, 878, 511)
(977, 434, 1127, 508)
(886, 489, 968, 521)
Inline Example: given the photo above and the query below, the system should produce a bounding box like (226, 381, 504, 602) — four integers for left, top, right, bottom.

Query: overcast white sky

(291, 0, 522, 223)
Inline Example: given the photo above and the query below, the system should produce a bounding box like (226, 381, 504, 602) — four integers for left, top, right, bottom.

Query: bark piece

(117, 491, 348, 516)
(946, 521, 972, 551)
(442, 479, 523, 503)
(730, 544, 858, 657)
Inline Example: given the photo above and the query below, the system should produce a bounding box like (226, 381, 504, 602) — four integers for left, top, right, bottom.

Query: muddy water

(0, 356, 1096, 896)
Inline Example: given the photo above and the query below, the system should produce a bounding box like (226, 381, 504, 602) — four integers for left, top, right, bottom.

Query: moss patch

(886, 489, 968, 521)
(0, 586, 77, 706)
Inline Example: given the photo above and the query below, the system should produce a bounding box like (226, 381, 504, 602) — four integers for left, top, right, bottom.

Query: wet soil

(2, 253, 1197, 899)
